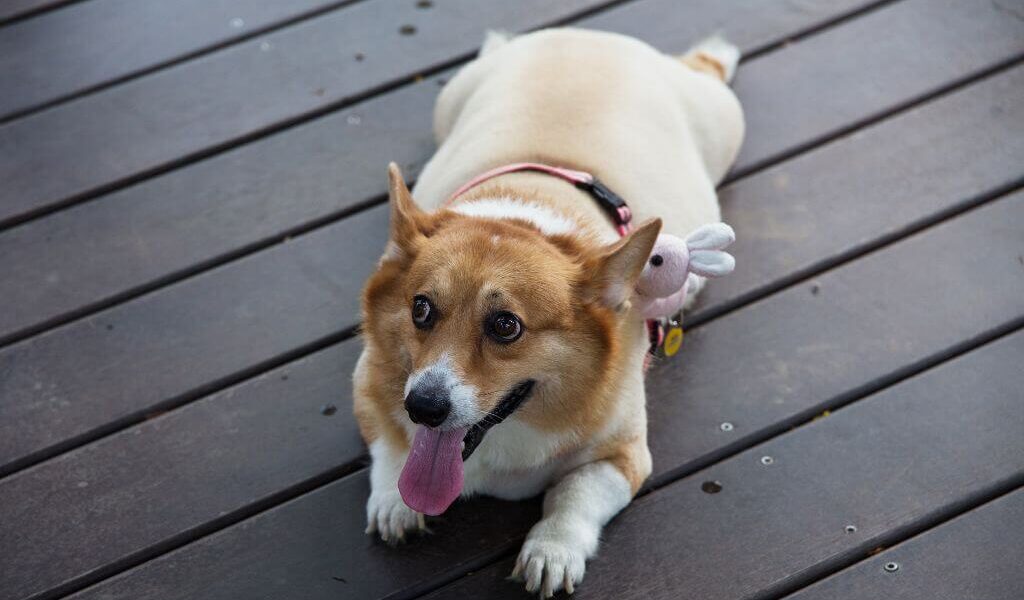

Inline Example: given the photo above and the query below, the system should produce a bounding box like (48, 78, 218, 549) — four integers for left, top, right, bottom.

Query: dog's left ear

(385, 162, 428, 260)
(584, 218, 662, 309)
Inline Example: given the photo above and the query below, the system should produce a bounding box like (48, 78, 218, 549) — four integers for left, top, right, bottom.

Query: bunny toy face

(636, 234, 690, 298)
(633, 223, 737, 320)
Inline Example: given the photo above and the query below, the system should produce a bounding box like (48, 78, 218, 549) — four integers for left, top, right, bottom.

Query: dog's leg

(679, 35, 740, 83)
(512, 443, 649, 597)
(365, 438, 426, 543)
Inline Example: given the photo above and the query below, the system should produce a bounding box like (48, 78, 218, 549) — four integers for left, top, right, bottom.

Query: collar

(447, 162, 634, 237)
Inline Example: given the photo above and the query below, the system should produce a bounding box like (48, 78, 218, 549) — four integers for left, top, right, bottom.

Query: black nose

(404, 387, 451, 428)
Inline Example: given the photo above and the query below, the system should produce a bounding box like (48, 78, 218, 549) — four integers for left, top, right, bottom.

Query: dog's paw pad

(512, 538, 586, 597)
(365, 491, 425, 543)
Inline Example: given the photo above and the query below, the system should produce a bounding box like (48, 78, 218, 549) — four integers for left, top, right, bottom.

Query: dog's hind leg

(679, 35, 740, 83)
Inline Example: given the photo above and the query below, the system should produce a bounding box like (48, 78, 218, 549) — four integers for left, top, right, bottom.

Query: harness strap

(448, 162, 633, 237)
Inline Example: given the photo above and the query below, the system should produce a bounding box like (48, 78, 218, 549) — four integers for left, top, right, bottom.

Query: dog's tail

(480, 30, 512, 56)
(679, 35, 740, 83)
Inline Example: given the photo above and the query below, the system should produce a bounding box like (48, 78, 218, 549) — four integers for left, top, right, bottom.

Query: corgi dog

(354, 28, 743, 597)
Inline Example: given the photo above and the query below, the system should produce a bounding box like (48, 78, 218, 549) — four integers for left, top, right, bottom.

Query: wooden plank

(0, 339, 368, 600)
(786, 490, 1024, 600)
(0, 0, 612, 229)
(426, 332, 1024, 600)
(0, 0, 1014, 345)
(65, 191, 1024, 600)
(0, 0, 353, 122)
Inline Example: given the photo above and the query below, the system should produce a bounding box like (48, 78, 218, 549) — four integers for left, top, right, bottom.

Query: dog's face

(361, 165, 660, 456)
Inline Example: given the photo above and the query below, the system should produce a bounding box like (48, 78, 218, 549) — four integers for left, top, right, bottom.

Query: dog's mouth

(398, 379, 535, 516)
(461, 379, 535, 461)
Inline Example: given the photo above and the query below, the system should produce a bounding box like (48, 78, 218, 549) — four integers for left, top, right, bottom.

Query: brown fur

(355, 165, 659, 459)
(597, 435, 652, 494)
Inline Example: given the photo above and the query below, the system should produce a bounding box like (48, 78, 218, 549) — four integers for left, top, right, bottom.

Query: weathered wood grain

(0, 339, 368, 600)
(65, 192, 1024, 600)
(0, 0, 351, 121)
(728, 0, 1024, 175)
(696, 62, 1024, 319)
(784, 489, 1024, 600)
(0, 205, 388, 477)
(0, 0, 612, 229)
(0, 76, 441, 346)
(642, 193, 1024, 485)
(426, 331, 1024, 599)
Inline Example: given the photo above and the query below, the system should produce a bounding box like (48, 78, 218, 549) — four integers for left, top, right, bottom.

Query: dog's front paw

(365, 490, 425, 543)
(512, 520, 594, 597)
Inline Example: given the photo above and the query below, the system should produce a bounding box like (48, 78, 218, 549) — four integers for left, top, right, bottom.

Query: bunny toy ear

(685, 222, 736, 278)
(685, 223, 735, 251)
(688, 250, 735, 277)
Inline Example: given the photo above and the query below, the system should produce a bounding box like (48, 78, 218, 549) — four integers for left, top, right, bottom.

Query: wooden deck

(1, 1, 1022, 598)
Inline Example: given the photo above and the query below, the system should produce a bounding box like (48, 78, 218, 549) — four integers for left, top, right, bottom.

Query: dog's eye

(411, 295, 435, 329)
(487, 312, 523, 343)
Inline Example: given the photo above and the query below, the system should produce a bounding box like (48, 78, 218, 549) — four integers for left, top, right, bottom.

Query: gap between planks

(0, 0, 81, 27)
(777, 485, 1024, 600)
(759, 480, 1024, 600)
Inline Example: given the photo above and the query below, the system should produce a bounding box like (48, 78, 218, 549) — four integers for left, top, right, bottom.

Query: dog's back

(416, 28, 744, 242)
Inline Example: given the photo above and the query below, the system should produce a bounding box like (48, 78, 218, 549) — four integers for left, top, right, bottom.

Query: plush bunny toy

(633, 223, 736, 320)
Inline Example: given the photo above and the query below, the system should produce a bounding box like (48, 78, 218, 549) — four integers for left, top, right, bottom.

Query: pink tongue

(398, 426, 467, 516)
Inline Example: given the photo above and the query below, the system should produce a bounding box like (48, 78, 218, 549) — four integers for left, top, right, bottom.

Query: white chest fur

(451, 197, 578, 237)
(461, 418, 588, 500)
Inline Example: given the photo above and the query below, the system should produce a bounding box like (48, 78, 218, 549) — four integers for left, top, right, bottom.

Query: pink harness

(448, 162, 666, 360)
(448, 162, 634, 237)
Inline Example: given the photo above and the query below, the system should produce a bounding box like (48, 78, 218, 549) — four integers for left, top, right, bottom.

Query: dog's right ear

(583, 218, 662, 310)
(385, 162, 427, 261)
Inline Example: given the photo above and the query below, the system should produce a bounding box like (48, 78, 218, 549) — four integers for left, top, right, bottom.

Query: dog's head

(361, 164, 659, 514)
